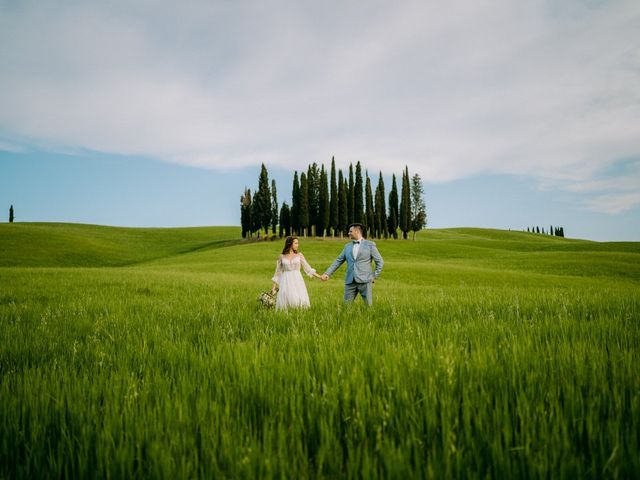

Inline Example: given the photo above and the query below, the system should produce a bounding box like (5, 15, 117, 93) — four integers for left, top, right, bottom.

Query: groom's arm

(371, 243, 384, 279)
(324, 248, 346, 277)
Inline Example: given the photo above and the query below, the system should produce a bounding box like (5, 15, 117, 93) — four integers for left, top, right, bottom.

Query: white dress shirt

(352, 240, 361, 259)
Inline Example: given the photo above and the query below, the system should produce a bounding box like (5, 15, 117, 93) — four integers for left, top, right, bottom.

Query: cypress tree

(338, 172, 347, 237)
(318, 165, 329, 237)
(9, 205, 14, 223)
(387, 174, 399, 239)
(251, 190, 261, 237)
(291, 172, 300, 235)
(365, 173, 374, 238)
(354, 161, 364, 224)
(347, 164, 354, 227)
(307, 163, 320, 236)
(410, 173, 427, 240)
(279, 202, 291, 238)
(376, 172, 387, 239)
(299, 172, 309, 237)
(256, 164, 272, 235)
(271, 179, 278, 235)
(399, 166, 411, 239)
(240, 188, 251, 238)
(373, 180, 381, 238)
(329, 157, 338, 237)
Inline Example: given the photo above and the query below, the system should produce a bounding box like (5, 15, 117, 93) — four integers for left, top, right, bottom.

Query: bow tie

(353, 240, 361, 244)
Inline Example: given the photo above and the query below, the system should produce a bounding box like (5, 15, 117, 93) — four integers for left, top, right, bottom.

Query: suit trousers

(344, 281, 373, 306)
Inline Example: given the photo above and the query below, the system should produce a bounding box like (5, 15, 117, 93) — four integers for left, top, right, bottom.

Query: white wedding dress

(272, 254, 317, 311)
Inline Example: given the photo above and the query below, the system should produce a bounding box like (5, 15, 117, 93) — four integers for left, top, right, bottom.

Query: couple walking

(270, 223, 384, 311)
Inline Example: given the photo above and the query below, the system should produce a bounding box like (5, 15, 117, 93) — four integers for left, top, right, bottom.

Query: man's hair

(349, 223, 365, 233)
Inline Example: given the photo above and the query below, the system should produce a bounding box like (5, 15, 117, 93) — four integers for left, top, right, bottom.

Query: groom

(321, 223, 384, 305)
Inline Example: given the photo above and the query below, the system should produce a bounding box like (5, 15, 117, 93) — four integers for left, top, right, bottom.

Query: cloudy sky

(1, 0, 639, 240)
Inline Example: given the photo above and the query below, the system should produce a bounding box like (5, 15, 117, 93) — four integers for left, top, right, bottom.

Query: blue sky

(1, 0, 639, 241)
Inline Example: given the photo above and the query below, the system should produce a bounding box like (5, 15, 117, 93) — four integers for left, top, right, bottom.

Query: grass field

(1, 223, 638, 478)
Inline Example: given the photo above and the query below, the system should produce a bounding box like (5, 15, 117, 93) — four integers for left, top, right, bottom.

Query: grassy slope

(135, 226, 640, 285)
(0, 223, 241, 267)
(1, 222, 638, 273)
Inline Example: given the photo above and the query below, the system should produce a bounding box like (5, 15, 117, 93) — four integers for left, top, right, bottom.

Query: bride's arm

(299, 253, 321, 279)
(271, 257, 283, 292)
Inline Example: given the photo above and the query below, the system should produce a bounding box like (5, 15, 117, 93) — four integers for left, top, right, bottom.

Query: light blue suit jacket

(324, 239, 384, 284)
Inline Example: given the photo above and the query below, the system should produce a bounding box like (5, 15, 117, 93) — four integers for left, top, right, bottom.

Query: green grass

(0, 223, 241, 267)
(0, 223, 638, 478)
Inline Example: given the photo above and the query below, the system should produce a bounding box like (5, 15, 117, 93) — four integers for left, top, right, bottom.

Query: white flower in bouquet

(257, 291, 276, 308)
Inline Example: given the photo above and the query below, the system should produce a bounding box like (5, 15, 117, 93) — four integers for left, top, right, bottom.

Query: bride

(271, 236, 324, 311)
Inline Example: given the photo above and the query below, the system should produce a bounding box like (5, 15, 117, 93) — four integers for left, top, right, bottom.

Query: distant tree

(536, 226, 540, 234)
(291, 172, 300, 236)
(240, 188, 252, 238)
(399, 167, 411, 239)
(550, 225, 554, 236)
(256, 164, 272, 235)
(347, 164, 354, 226)
(279, 202, 291, 238)
(375, 172, 387, 239)
(329, 157, 338, 237)
(308, 163, 321, 236)
(354, 161, 364, 224)
(9, 205, 14, 223)
(271, 179, 278, 235)
(410, 173, 427, 240)
(365, 173, 374, 238)
(559, 227, 565, 237)
(299, 172, 309, 237)
(527, 227, 530, 232)
(251, 190, 261, 237)
(338, 173, 347, 237)
(318, 165, 329, 236)
(387, 174, 399, 239)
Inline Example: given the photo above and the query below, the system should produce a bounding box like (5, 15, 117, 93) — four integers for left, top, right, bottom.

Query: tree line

(527, 225, 565, 237)
(241, 158, 427, 240)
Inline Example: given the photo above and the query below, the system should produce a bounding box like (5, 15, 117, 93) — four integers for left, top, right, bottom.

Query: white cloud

(1, 0, 639, 206)
(0, 139, 26, 153)
(585, 191, 640, 214)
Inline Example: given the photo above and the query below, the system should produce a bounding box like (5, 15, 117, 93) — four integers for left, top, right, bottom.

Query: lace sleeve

(300, 254, 316, 278)
(271, 257, 283, 284)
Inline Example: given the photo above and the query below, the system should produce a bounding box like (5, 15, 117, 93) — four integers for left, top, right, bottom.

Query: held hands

(320, 274, 329, 282)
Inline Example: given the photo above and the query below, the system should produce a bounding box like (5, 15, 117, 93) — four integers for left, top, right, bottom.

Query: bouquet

(257, 290, 276, 308)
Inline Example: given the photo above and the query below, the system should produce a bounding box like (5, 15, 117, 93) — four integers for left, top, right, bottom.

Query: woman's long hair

(281, 236, 298, 254)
